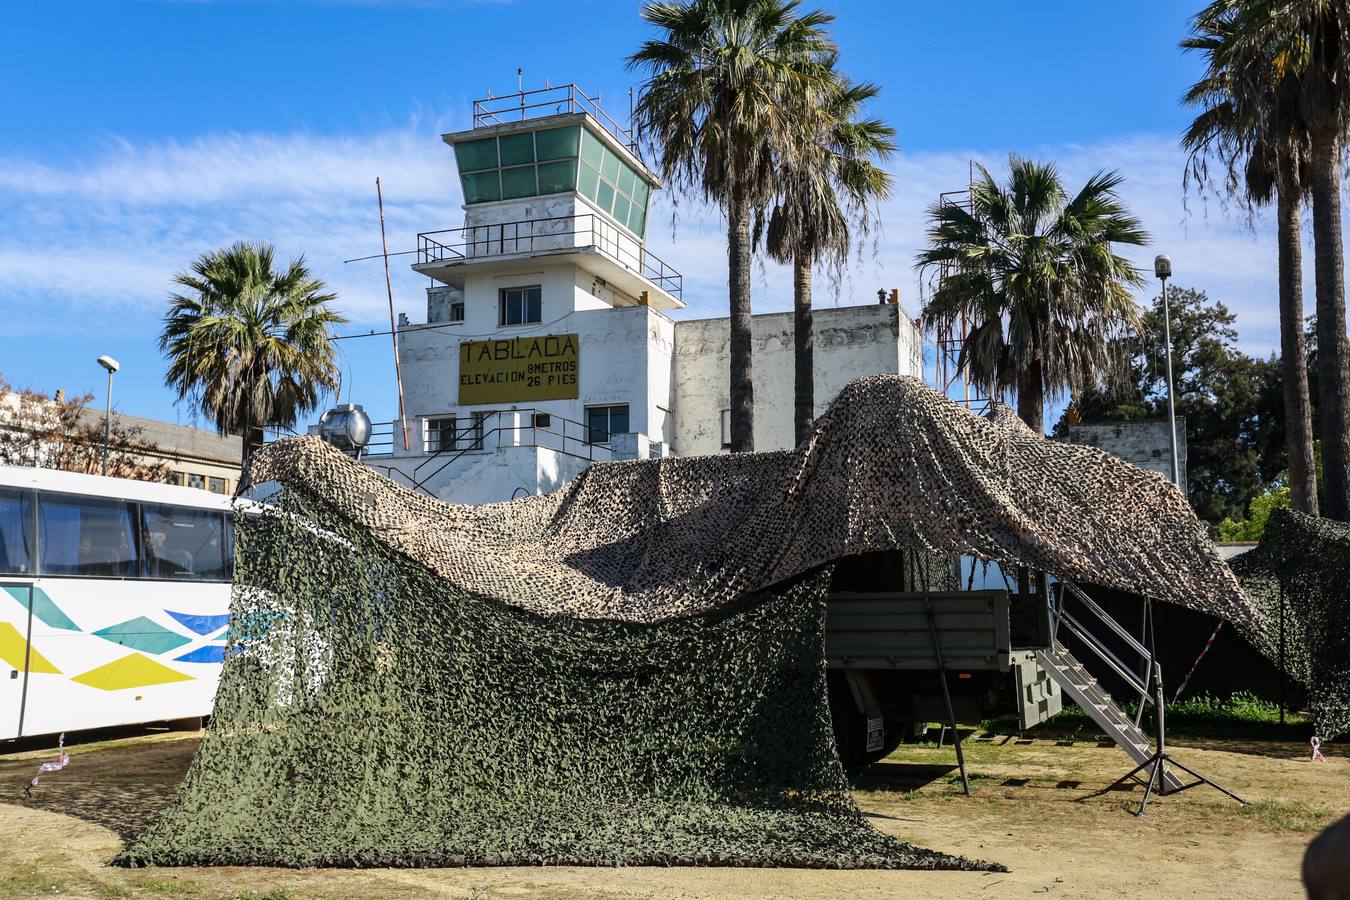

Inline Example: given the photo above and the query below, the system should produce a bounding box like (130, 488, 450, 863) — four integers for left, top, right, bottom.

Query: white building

(367, 85, 921, 503)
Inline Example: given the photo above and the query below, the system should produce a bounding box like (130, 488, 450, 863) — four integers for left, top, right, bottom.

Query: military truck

(823, 550, 1178, 791)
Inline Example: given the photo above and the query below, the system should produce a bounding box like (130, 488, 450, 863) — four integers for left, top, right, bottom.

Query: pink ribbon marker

(25, 733, 69, 796)
(1311, 736, 1327, 762)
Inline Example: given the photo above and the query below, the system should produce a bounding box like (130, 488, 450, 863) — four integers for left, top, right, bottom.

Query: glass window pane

(527, 287, 541, 322)
(0, 488, 34, 575)
(600, 148, 621, 183)
(39, 495, 139, 578)
(616, 163, 637, 198)
(597, 179, 615, 213)
(578, 162, 600, 201)
(498, 132, 535, 167)
(586, 408, 609, 444)
(537, 159, 577, 194)
(454, 137, 498, 172)
(631, 179, 650, 208)
(535, 125, 580, 161)
(142, 504, 228, 582)
(613, 194, 631, 228)
(501, 165, 538, 200)
(628, 203, 646, 235)
(580, 129, 604, 170)
(611, 405, 630, 436)
(462, 171, 501, 204)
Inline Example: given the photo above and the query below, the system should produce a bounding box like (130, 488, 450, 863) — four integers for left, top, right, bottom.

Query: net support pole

(377, 176, 411, 452)
(916, 550, 971, 796)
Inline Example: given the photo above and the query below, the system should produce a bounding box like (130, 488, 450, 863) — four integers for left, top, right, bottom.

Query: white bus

(0, 465, 232, 741)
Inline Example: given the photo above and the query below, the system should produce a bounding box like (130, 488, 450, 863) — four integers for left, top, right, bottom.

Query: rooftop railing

(473, 84, 637, 153)
(417, 213, 682, 300)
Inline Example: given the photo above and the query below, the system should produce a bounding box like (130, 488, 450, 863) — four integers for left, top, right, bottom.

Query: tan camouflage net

(119, 375, 1254, 869)
(238, 376, 1255, 629)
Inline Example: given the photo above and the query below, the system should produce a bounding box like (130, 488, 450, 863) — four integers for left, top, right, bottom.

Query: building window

(578, 129, 650, 236)
(450, 301, 465, 322)
(454, 125, 581, 205)
(721, 409, 731, 449)
(425, 414, 491, 453)
(208, 477, 227, 494)
(166, 471, 186, 487)
(187, 473, 206, 491)
(586, 404, 629, 445)
(499, 286, 542, 326)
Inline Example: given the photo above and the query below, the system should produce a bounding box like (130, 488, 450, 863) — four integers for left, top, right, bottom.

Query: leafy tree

(629, 0, 835, 451)
(916, 157, 1148, 433)
(1062, 287, 1281, 523)
(1219, 485, 1291, 541)
(762, 70, 895, 444)
(1182, 5, 1320, 514)
(0, 374, 170, 481)
(161, 242, 345, 459)
(1197, 0, 1350, 521)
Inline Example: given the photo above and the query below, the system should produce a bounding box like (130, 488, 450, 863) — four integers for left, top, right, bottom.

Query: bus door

(1, 582, 34, 740)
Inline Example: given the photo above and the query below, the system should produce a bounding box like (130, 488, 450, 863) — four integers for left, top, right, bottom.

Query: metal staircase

(1035, 644, 1183, 792)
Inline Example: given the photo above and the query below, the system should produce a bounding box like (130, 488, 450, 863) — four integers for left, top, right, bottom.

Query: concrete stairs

(1035, 644, 1184, 793)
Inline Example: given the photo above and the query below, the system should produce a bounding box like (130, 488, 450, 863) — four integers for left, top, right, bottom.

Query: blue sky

(0, 0, 1301, 428)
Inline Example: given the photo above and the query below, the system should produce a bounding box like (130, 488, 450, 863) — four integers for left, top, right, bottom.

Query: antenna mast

(376, 177, 411, 451)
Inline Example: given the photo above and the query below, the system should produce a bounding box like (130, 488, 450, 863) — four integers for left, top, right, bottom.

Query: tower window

(586, 405, 630, 445)
(499, 286, 542, 326)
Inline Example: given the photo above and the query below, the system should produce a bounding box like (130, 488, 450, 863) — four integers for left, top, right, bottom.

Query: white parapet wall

(671, 303, 923, 456)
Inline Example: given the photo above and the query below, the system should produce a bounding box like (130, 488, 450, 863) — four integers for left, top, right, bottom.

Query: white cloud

(0, 124, 1310, 369)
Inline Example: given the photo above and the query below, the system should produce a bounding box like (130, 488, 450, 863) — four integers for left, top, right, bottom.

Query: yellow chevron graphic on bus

(71, 653, 194, 690)
(0, 622, 61, 674)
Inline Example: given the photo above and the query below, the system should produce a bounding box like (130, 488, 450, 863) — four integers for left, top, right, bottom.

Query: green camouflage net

(1231, 508, 1350, 741)
(117, 487, 995, 870)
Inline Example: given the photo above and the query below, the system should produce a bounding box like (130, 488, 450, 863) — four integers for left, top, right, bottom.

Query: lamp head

(1153, 254, 1172, 280)
(96, 355, 120, 374)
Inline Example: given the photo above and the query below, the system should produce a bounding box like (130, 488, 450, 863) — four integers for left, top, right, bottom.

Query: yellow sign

(458, 333, 580, 405)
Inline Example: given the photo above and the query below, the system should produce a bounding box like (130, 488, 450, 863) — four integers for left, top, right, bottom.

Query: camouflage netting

(1230, 508, 1350, 741)
(120, 375, 1255, 869)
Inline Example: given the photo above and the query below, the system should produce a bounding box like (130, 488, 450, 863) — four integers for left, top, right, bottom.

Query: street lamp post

(1153, 255, 1181, 488)
(96, 355, 120, 476)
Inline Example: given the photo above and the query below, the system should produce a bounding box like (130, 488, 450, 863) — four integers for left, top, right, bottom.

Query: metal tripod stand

(1106, 659, 1247, 816)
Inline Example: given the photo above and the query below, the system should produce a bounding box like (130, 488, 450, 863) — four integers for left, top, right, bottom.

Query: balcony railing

(417, 213, 682, 299)
(472, 84, 637, 153)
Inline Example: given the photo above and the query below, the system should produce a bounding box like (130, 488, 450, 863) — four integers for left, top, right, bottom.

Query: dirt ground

(0, 726, 1344, 899)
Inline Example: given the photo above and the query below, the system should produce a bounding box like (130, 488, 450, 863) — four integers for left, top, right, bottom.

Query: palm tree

(916, 159, 1148, 433)
(628, 0, 836, 452)
(764, 70, 895, 444)
(161, 242, 346, 459)
(1182, 7, 1320, 514)
(1203, 0, 1350, 520)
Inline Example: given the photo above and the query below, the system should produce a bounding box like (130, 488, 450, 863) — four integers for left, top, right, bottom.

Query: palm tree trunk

(1311, 126, 1350, 521)
(1017, 353, 1045, 434)
(792, 251, 814, 446)
(1276, 176, 1319, 515)
(727, 189, 755, 453)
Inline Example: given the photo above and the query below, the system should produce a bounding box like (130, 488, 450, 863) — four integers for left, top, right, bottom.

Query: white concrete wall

(672, 303, 923, 457)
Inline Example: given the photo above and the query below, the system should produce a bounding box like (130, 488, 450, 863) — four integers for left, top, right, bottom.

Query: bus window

(142, 504, 228, 582)
(39, 495, 140, 578)
(0, 488, 34, 575)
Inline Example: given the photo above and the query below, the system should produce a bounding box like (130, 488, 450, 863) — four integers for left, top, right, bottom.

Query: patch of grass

(1229, 798, 1338, 834)
(139, 875, 205, 896)
(228, 891, 298, 900)
(979, 692, 1312, 742)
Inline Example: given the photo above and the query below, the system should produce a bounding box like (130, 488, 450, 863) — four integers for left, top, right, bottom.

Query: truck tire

(826, 671, 904, 776)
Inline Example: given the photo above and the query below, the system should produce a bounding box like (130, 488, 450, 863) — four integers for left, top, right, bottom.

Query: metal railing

(359, 410, 613, 495)
(472, 84, 637, 152)
(417, 213, 682, 299)
(1050, 580, 1157, 712)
